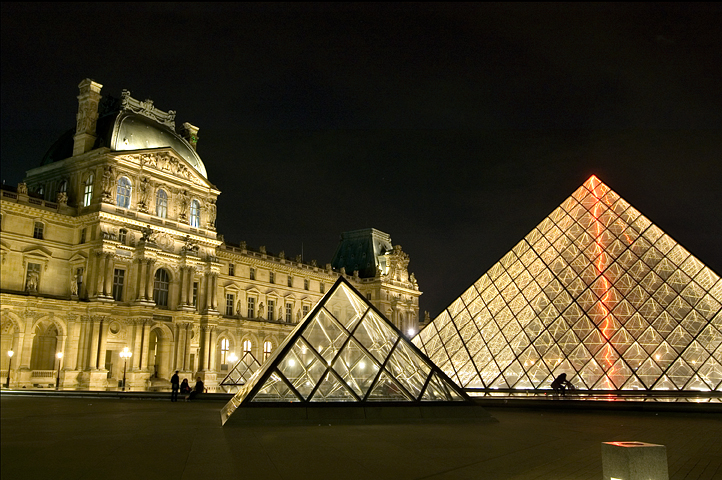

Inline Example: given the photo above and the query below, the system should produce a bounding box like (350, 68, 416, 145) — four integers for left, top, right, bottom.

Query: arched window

(220, 338, 229, 365)
(242, 339, 252, 354)
(156, 189, 168, 218)
(58, 180, 68, 193)
(116, 176, 132, 208)
(83, 174, 94, 207)
(189, 199, 200, 227)
(153, 268, 170, 307)
(263, 341, 273, 361)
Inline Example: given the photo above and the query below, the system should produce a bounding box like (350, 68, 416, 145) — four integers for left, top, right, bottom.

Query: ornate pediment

(120, 89, 176, 128)
(115, 150, 210, 187)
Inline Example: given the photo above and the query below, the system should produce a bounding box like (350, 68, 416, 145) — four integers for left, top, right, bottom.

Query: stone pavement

(1, 395, 720, 480)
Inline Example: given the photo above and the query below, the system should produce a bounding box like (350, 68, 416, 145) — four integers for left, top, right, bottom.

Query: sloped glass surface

(367, 371, 412, 401)
(413, 175, 722, 392)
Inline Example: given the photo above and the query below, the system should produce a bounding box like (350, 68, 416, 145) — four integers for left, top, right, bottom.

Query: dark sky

(2, 3, 721, 317)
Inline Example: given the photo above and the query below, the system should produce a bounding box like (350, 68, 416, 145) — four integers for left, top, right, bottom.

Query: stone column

(16, 332, 28, 369)
(88, 318, 100, 370)
(131, 321, 143, 370)
(75, 317, 88, 369)
(208, 327, 217, 372)
(178, 267, 187, 307)
(184, 325, 192, 371)
(186, 268, 195, 306)
(137, 260, 147, 300)
(96, 252, 106, 297)
(198, 326, 208, 371)
(145, 260, 156, 301)
(211, 273, 219, 310)
(97, 320, 109, 369)
(140, 323, 151, 370)
(66, 317, 80, 371)
(103, 254, 114, 297)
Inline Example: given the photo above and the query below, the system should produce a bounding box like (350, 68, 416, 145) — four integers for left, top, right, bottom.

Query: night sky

(2, 3, 721, 318)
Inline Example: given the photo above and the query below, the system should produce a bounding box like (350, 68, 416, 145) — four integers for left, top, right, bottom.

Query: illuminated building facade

(0, 79, 421, 391)
(413, 176, 722, 392)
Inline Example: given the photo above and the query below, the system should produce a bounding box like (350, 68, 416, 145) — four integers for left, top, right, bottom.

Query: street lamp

(119, 347, 132, 391)
(5, 350, 13, 388)
(55, 351, 64, 389)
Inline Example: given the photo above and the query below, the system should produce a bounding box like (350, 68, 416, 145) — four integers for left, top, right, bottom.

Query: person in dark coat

(551, 373, 572, 395)
(180, 378, 191, 395)
(187, 377, 206, 401)
(170, 371, 180, 402)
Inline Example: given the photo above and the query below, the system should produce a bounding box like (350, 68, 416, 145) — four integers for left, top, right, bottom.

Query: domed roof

(41, 92, 208, 180)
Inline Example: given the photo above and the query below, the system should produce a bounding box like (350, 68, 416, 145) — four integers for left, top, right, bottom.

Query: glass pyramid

(221, 277, 467, 424)
(412, 176, 722, 392)
(219, 352, 262, 393)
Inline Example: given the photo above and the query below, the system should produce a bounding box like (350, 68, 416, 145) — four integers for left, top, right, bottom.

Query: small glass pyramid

(221, 277, 467, 424)
(218, 352, 262, 393)
(413, 175, 722, 392)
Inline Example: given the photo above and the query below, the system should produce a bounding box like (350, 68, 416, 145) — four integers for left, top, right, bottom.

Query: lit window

(221, 338, 229, 365)
(156, 189, 168, 218)
(226, 293, 235, 316)
(263, 341, 272, 361)
(116, 177, 132, 208)
(33, 221, 44, 239)
(190, 199, 200, 227)
(228, 263, 235, 276)
(304, 279, 309, 290)
(250, 268, 255, 280)
(269, 271, 275, 284)
(285, 303, 292, 323)
(247, 297, 255, 318)
(242, 339, 252, 354)
(58, 180, 68, 193)
(288, 276, 293, 287)
(268, 299, 275, 321)
(83, 174, 94, 207)
(37, 185, 44, 196)
(118, 229, 127, 244)
(153, 268, 170, 307)
(112, 269, 125, 301)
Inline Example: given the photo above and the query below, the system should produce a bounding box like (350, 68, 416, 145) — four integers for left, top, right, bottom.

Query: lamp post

(119, 347, 132, 391)
(5, 350, 13, 388)
(55, 351, 64, 389)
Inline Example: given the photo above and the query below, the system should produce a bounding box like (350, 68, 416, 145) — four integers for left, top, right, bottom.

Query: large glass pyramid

(219, 352, 262, 393)
(412, 176, 722, 392)
(221, 277, 467, 425)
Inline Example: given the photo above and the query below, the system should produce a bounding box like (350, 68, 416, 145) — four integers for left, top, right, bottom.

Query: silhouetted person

(187, 377, 206, 401)
(170, 371, 180, 402)
(180, 378, 191, 395)
(551, 373, 572, 395)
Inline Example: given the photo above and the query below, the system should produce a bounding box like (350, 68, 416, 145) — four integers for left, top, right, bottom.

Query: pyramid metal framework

(412, 176, 722, 392)
(222, 277, 466, 424)
(218, 352, 262, 393)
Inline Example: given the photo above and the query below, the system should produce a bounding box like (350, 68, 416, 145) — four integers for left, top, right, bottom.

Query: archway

(147, 326, 172, 380)
(30, 322, 58, 370)
(1, 316, 20, 372)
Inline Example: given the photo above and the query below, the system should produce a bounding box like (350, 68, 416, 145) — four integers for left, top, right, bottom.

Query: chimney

(179, 122, 200, 151)
(72, 79, 103, 156)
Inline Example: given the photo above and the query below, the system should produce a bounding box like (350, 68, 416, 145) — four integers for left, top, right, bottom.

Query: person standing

(170, 371, 180, 402)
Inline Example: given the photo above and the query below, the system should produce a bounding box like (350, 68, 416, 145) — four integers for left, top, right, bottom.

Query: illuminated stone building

(413, 176, 722, 392)
(0, 79, 421, 390)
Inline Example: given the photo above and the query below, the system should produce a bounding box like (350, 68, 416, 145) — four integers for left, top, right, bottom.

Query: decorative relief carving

(56, 192, 68, 206)
(121, 89, 176, 128)
(17, 182, 28, 195)
(139, 153, 203, 185)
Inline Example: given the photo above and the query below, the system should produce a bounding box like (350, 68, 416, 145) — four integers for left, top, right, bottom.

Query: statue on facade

(26, 270, 39, 293)
(259, 246, 266, 254)
(257, 302, 265, 319)
(141, 224, 153, 242)
(56, 191, 68, 206)
(295, 255, 302, 262)
(17, 182, 28, 195)
(236, 300, 242, 316)
(138, 177, 150, 211)
(296, 310, 301, 321)
(181, 235, 198, 254)
(70, 273, 79, 296)
(207, 199, 217, 228)
(340, 267, 346, 276)
(101, 166, 114, 200)
(279, 306, 284, 321)
(278, 250, 285, 260)
(410, 273, 418, 289)
(177, 190, 189, 220)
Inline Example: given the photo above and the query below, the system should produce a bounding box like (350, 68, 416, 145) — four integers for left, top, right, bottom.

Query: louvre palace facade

(0, 79, 421, 391)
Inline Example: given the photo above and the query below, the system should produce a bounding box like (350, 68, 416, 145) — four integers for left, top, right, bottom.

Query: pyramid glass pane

(222, 278, 470, 425)
(413, 175, 722, 392)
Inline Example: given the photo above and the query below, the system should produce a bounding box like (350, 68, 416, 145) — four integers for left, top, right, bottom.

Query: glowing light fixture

(5, 350, 13, 388)
(55, 351, 64, 389)
(119, 347, 132, 391)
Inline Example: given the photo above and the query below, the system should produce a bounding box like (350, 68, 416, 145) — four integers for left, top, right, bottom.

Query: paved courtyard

(1, 395, 720, 479)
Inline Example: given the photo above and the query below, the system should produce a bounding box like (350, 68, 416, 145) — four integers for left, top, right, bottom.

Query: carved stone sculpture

(257, 302, 265, 319)
(178, 190, 189, 221)
(70, 273, 79, 296)
(207, 199, 217, 228)
(56, 191, 68, 206)
(17, 182, 28, 195)
(26, 270, 39, 293)
(138, 177, 150, 212)
(101, 166, 114, 201)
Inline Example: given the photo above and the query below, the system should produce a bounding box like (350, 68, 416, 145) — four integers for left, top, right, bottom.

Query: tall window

(118, 229, 127, 245)
(269, 271, 275, 284)
(112, 269, 125, 301)
(302, 305, 309, 318)
(228, 263, 235, 276)
(263, 341, 272, 361)
(192, 281, 198, 308)
(286, 303, 292, 323)
(220, 338, 229, 365)
(250, 268, 255, 280)
(288, 276, 293, 287)
(153, 268, 170, 307)
(83, 174, 94, 207)
(33, 221, 44, 239)
(304, 279, 309, 290)
(80, 228, 86, 244)
(247, 297, 255, 318)
(320, 282, 325, 294)
(156, 189, 168, 218)
(243, 340, 252, 354)
(189, 199, 200, 227)
(267, 299, 275, 321)
(226, 293, 235, 316)
(116, 176, 131, 208)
